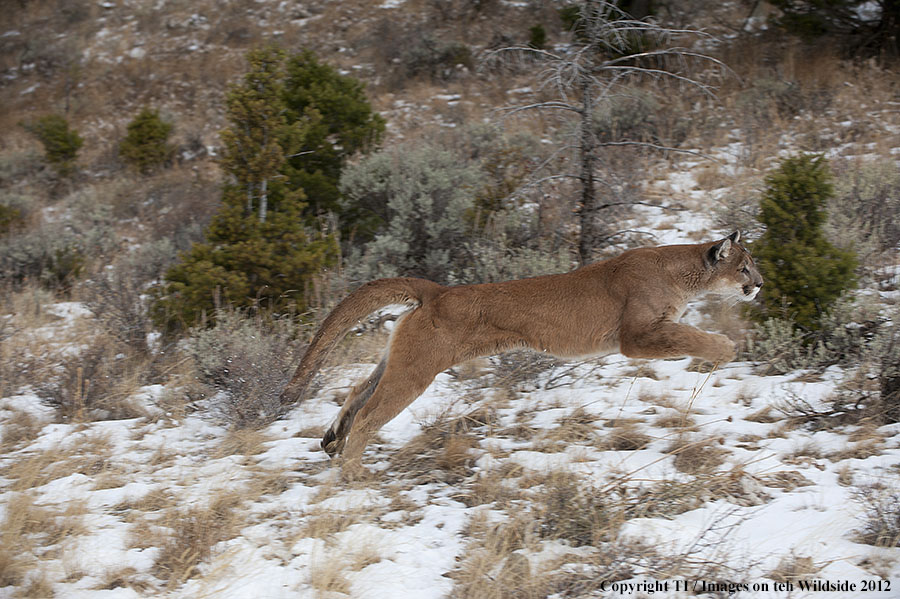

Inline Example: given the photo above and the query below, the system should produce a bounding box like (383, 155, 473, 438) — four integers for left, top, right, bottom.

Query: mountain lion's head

(706, 231, 763, 301)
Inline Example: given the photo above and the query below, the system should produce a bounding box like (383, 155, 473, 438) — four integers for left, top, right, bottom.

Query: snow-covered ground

(3, 291, 898, 598)
(3, 144, 899, 598)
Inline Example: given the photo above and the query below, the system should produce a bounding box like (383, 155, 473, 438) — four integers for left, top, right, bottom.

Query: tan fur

(279, 232, 763, 467)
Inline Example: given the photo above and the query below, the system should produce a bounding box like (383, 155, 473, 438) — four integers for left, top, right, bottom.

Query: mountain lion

(280, 231, 763, 468)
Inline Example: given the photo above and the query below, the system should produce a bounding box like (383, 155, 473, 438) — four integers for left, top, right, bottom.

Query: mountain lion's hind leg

(338, 337, 451, 468)
(621, 321, 736, 364)
(322, 359, 386, 457)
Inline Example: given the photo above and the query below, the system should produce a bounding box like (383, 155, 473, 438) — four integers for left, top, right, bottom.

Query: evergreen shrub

(528, 24, 547, 49)
(750, 154, 857, 332)
(22, 114, 83, 176)
(119, 107, 174, 174)
(0, 194, 29, 236)
(281, 49, 386, 220)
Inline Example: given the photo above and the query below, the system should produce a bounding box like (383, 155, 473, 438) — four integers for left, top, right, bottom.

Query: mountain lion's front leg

(620, 321, 736, 364)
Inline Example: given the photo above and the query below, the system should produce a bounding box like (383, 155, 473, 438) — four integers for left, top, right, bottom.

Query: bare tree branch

(598, 141, 723, 164)
(496, 101, 583, 116)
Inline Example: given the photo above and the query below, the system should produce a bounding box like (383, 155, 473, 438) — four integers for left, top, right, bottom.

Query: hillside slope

(2, 1, 899, 598)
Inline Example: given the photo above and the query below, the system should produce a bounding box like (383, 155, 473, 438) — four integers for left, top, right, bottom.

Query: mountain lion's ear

(729, 230, 741, 244)
(707, 238, 732, 265)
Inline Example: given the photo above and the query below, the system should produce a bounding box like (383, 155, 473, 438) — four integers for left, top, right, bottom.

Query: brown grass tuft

(596, 422, 653, 452)
(301, 510, 367, 541)
(668, 435, 729, 475)
(654, 410, 699, 430)
(530, 471, 624, 547)
(214, 427, 269, 458)
(388, 407, 488, 484)
(0, 494, 41, 588)
(624, 363, 660, 380)
(827, 438, 885, 462)
(768, 555, 820, 584)
(0, 408, 44, 452)
(153, 493, 243, 588)
(462, 464, 526, 508)
(854, 485, 900, 548)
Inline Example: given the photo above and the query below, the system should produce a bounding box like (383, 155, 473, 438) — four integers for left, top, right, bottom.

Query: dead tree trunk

(577, 72, 598, 265)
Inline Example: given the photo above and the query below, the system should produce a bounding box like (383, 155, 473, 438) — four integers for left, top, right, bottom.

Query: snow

(12, 277, 898, 599)
(5, 328, 897, 598)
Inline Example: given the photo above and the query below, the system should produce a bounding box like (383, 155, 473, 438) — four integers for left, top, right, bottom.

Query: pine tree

(152, 47, 339, 331)
(119, 107, 174, 174)
(281, 50, 386, 223)
(752, 154, 858, 331)
(219, 47, 304, 223)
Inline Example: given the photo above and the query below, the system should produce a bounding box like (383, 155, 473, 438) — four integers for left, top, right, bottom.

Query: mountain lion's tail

(279, 277, 445, 406)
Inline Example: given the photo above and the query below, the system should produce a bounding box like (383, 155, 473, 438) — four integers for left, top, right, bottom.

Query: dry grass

(768, 555, 821, 583)
(30, 328, 151, 422)
(387, 405, 497, 484)
(637, 390, 677, 409)
(308, 555, 352, 595)
(623, 363, 660, 380)
(451, 469, 673, 599)
(626, 478, 710, 519)
(0, 492, 89, 590)
(0, 286, 88, 400)
(1, 282, 58, 327)
(243, 469, 294, 502)
(462, 464, 526, 508)
(694, 163, 726, 190)
(95, 567, 153, 593)
(4, 445, 80, 493)
(535, 407, 601, 451)
(301, 510, 367, 541)
(595, 422, 653, 452)
(301, 501, 388, 595)
(854, 484, 900, 548)
(0, 408, 44, 453)
(115, 488, 178, 521)
(451, 509, 542, 599)
(836, 464, 854, 487)
(654, 409, 699, 431)
(214, 427, 270, 458)
(530, 471, 624, 546)
(492, 350, 563, 392)
(745, 406, 780, 423)
(2, 432, 118, 493)
(153, 493, 243, 588)
(667, 434, 729, 475)
(827, 438, 885, 462)
(389, 428, 477, 485)
(628, 466, 779, 519)
(0, 494, 41, 588)
(757, 471, 814, 492)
